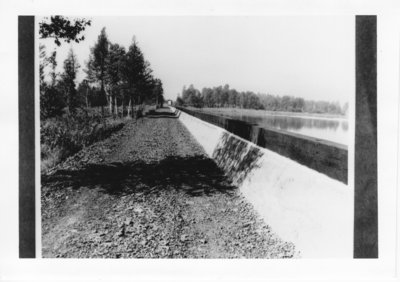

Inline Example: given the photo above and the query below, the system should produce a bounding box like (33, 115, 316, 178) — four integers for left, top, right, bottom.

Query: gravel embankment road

(41, 108, 298, 258)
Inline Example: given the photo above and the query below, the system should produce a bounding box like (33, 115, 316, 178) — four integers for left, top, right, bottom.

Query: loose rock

(41, 110, 298, 258)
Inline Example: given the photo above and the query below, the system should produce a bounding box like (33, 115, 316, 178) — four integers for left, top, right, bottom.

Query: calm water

(219, 113, 349, 145)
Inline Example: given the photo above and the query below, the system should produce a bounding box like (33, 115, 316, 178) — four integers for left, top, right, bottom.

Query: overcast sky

(39, 16, 354, 104)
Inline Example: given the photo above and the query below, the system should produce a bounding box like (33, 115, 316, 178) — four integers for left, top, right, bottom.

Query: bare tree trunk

(127, 98, 131, 118)
(100, 82, 104, 116)
(131, 97, 135, 118)
(156, 95, 158, 109)
(138, 97, 142, 119)
(104, 87, 112, 116)
(114, 96, 118, 118)
(109, 95, 113, 115)
(121, 98, 124, 118)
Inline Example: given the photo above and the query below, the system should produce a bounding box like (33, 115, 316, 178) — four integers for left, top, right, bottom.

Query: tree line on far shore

(176, 84, 348, 116)
(40, 26, 164, 120)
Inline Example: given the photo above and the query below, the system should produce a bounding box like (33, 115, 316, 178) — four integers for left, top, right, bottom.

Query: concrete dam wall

(177, 107, 348, 184)
(175, 107, 352, 258)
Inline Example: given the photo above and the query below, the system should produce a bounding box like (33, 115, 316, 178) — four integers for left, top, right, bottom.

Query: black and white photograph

(0, 0, 399, 281)
(37, 15, 356, 259)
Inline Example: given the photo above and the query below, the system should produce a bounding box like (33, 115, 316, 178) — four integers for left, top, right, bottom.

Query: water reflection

(220, 114, 348, 145)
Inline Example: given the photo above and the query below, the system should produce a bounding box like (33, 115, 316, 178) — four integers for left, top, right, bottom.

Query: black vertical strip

(19, 16, 36, 258)
(354, 16, 378, 258)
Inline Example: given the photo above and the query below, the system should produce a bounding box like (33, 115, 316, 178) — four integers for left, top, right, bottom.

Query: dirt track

(41, 109, 297, 258)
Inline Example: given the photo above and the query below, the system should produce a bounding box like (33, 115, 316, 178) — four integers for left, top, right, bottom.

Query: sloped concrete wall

(177, 107, 348, 184)
(176, 108, 352, 258)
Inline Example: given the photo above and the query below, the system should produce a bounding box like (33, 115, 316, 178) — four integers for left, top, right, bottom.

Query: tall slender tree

(48, 50, 58, 87)
(85, 27, 109, 114)
(152, 78, 164, 108)
(121, 38, 147, 116)
(105, 43, 126, 117)
(39, 44, 65, 118)
(39, 44, 48, 91)
(60, 48, 80, 113)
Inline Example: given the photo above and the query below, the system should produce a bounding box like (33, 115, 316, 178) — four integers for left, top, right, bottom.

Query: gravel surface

(41, 108, 298, 258)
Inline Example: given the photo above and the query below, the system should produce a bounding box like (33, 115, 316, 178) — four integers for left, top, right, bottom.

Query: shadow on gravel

(42, 155, 236, 197)
(213, 132, 263, 186)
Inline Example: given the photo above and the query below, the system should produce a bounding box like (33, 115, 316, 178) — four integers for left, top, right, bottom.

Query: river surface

(215, 112, 349, 145)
